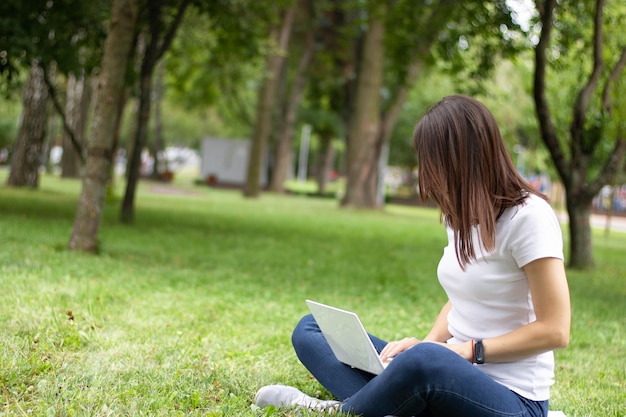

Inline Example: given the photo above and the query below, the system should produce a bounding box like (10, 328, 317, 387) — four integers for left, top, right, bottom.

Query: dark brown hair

(413, 95, 546, 268)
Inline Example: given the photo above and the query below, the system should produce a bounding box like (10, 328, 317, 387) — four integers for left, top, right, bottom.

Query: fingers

(380, 337, 420, 362)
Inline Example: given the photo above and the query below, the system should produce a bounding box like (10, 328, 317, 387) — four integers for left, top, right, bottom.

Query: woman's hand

(380, 337, 420, 363)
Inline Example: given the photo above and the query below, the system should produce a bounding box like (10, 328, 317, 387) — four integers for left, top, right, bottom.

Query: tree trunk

(121, 55, 153, 223)
(244, 3, 297, 197)
(269, 62, 310, 192)
(110, 90, 129, 185)
(270, 117, 294, 191)
(315, 131, 335, 194)
(7, 62, 49, 188)
(68, 0, 138, 252)
(365, 62, 424, 204)
(566, 195, 594, 268)
(359, 0, 451, 206)
(269, 4, 316, 193)
(61, 73, 92, 178)
(340, 8, 385, 208)
(44, 100, 59, 174)
(61, 73, 80, 177)
(150, 61, 166, 180)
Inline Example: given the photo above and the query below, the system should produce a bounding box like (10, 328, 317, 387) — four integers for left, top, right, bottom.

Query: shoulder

(499, 193, 564, 266)
(502, 193, 557, 224)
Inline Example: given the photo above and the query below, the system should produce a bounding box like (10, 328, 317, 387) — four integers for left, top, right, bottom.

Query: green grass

(0, 170, 624, 417)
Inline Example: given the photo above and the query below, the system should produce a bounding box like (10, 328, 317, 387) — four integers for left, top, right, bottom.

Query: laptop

(305, 299, 389, 375)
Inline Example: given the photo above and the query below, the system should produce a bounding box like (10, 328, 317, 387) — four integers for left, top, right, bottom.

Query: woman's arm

(380, 300, 452, 362)
(444, 257, 571, 362)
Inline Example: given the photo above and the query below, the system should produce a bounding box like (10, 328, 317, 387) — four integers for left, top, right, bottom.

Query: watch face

(474, 340, 485, 364)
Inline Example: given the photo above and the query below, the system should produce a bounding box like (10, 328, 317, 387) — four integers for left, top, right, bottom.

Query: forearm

(448, 319, 570, 363)
(423, 301, 452, 342)
(481, 319, 570, 362)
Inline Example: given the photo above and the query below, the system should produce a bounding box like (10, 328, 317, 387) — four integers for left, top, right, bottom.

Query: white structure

(200, 137, 267, 186)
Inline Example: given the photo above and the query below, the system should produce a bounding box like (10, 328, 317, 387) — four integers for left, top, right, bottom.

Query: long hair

(413, 95, 546, 268)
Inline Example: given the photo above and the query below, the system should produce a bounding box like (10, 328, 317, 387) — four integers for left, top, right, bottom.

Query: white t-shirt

(437, 193, 564, 401)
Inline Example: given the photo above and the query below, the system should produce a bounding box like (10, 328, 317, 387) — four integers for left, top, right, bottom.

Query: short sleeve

(506, 196, 564, 268)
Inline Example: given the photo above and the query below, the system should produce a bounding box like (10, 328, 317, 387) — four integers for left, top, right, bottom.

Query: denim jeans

(292, 314, 549, 417)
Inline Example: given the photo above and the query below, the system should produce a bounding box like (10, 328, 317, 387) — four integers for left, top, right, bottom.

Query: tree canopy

(0, 0, 107, 85)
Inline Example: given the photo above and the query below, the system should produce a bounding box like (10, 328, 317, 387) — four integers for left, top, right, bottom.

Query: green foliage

(387, 68, 452, 168)
(0, 0, 108, 85)
(428, 0, 524, 94)
(165, 25, 261, 137)
(540, 0, 626, 173)
(388, 58, 551, 177)
(0, 170, 624, 416)
(164, 0, 276, 129)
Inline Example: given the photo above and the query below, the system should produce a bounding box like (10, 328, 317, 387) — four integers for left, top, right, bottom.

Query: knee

(394, 342, 459, 377)
(291, 314, 318, 351)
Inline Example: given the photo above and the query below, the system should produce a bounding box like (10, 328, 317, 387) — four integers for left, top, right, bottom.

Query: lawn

(0, 171, 624, 416)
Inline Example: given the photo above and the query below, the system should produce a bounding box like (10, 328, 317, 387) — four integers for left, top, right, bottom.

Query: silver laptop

(306, 299, 388, 375)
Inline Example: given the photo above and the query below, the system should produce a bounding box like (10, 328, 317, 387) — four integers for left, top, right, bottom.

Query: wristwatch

(474, 340, 485, 364)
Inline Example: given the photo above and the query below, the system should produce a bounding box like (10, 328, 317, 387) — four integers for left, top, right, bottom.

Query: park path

(148, 183, 201, 196)
(558, 212, 626, 234)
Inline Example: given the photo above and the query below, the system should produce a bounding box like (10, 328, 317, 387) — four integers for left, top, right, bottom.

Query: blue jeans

(292, 314, 548, 417)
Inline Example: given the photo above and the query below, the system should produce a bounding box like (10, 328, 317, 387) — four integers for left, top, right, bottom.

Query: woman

(255, 95, 571, 417)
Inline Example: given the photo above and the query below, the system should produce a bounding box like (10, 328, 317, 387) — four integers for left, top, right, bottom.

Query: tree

(68, 0, 138, 252)
(268, 0, 317, 192)
(339, 0, 520, 208)
(164, 2, 271, 140)
(244, 1, 298, 197)
(355, 0, 461, 207)
(162, 0, 298, 175)
(6, 63, 48, 188)
(283, 1, 352, 195)
(120, 0, 191, 223)
(0, 0, 107, 187)
(533, 0, 626, 268)
(61, 73, 93, 178)
(340, 3, 386, 208)
(149, 61, 167, 180)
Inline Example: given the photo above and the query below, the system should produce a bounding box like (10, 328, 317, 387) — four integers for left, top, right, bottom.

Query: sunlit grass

(0, 170, 624, 416)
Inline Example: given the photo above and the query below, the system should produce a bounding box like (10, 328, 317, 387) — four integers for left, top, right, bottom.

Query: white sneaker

(255, 384, 341, 411)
